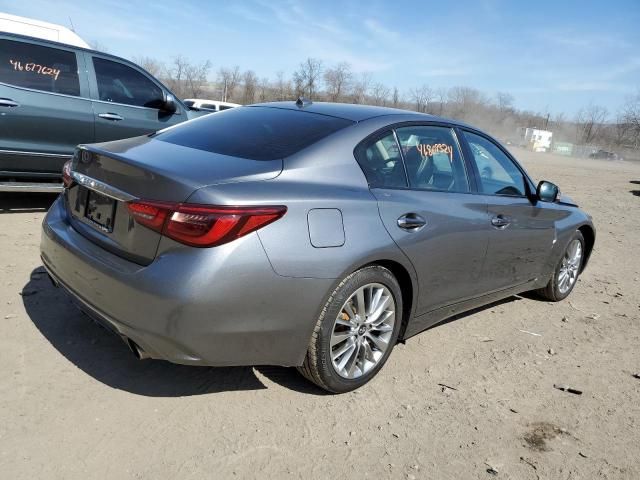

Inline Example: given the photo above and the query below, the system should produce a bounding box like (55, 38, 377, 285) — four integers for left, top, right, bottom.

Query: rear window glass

(0, 39, 80, 96)
(153, 106, 354, 160)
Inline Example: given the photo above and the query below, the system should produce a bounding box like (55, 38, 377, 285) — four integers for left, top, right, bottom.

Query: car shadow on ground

(0, 193, 59, 214)
(631, 180, 640, 196)
(23, 265, 526, 397)
(22, 267, 327, 397)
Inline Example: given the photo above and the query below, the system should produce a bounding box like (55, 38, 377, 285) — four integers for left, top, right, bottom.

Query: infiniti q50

(41, 101, 595, 393)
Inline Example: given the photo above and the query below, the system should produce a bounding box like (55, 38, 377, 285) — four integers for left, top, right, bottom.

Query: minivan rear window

(153, 106, 354, 160)
(0, 39, 80, 96)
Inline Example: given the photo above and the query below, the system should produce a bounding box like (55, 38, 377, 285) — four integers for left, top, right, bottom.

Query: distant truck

(183, 99, 240, 113)
(517, 127, 553, 153)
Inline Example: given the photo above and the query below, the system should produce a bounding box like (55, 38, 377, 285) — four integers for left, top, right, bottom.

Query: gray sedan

(41, 101, 595, 393)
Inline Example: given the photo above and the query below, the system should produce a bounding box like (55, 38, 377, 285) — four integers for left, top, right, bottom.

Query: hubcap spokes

(557, 239, 582, 294)
(330, 283, 396, 379)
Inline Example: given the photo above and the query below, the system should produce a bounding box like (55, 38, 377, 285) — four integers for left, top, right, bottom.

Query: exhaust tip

(125, 338, 150, 360)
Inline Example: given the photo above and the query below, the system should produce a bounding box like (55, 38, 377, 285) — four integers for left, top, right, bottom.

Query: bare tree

(217, 66, 241, 102)
(621, 90, 640, 148)
(293, 58, 323, 99)
(133, 56, 163, 77)
(575, 103, 608, 145)
(410, 85, 434, 113)
(391, 87, 400, 108)
(447, 86, 486, 120)
(351, 73, 372, 104)
(371, 83, 391, 106)
(164, 55, 189, 97)
(435, 87, 448, 116)
(184, 60, 211, 98)
(241, 70, 258, 105)
(258, 77, 270, 102)
(274, 71, 291, 101)
(324, 62, 352, 102)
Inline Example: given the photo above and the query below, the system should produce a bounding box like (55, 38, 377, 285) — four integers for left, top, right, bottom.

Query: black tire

(537, 230, 585, 301)
(297, 265, 403, 393)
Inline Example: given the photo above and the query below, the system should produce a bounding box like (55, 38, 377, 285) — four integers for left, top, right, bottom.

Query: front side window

(0, 39, 80, 96)
(354, 132, 407, 188)
(395, 125, 469, 193)
(93, 57, 163, 108)
(464, 131, 526, 196)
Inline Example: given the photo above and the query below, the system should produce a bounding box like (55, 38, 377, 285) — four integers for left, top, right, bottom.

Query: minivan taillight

(127, 201, 287, 247)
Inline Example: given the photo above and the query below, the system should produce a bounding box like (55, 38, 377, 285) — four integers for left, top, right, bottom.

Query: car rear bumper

(40, 195, 333, 367)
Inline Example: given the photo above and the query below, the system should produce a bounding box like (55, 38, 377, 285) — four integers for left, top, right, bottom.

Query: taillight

(62, 160, 73, 188)
(127, 201, 286, 247)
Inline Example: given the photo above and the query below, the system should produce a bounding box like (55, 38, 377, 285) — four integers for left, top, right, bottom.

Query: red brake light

(62, 160, 73, 188)
(127, 201, 172, 231)
(127, 201, 286, 247)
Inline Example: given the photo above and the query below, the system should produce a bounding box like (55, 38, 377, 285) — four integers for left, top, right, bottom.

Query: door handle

(0, 98, 19, 108)
(98, 113, 124, 121)
(397, 213, 426, 231)
(491, 215, 511, 228)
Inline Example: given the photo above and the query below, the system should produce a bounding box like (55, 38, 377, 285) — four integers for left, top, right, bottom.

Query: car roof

(250, 101, 465, 125)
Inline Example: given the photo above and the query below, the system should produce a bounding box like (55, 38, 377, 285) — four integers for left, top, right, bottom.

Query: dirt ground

(1, 150, 639, 480)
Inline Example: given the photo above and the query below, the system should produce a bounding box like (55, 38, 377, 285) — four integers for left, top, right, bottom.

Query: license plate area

(85, 190, 116, 232)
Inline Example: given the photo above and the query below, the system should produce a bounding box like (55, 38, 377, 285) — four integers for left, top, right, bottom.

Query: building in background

(516, 127, 553, 153)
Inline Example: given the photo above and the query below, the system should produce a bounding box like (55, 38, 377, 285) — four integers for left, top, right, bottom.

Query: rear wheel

(538, 231, 585, 301)
(298, 266, 402, 393)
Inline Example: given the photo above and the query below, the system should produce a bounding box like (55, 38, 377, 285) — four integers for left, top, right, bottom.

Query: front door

(0, 37, 93, 174)
(87, 54, 184, 143)
(461, 130, 557, 291)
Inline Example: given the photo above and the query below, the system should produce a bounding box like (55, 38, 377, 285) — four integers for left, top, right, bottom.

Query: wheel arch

(577, 224, 595, 272)
(358, 259, 415, 341)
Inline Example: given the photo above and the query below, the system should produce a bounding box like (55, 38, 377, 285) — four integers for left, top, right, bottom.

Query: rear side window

(354, 132, 407, 188)
(154, 107, 354, 160)
(0, 39, 80, 96)
(93, 57, 163, 108)
(396, 126, 469, 193)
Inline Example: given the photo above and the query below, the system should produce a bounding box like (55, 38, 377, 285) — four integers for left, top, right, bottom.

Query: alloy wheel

(330, 283, 396, 379)
(557, 239, 582, 294)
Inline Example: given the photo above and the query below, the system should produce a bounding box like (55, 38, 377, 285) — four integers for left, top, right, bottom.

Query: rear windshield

(153, 106, 354, 160)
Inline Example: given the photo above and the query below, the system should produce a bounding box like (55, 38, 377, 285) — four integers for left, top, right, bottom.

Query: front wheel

(537, 230, 585, 301)
(297, 266, 403, 393)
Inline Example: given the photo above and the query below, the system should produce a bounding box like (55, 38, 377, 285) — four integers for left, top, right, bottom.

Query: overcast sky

(2, 0, 639, 116)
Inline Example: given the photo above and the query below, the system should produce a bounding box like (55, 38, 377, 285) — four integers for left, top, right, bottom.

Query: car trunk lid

(65, 136, 283, 265)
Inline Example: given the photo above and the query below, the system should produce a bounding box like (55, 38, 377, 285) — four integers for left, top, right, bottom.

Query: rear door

(358, 124, 489, 316)
(86, 53, 184, 142)
(0, 36, 93, 175)
(460, 130, 557, 291)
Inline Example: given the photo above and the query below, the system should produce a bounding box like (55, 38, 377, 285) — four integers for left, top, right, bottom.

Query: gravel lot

(1, 150, 639, 479)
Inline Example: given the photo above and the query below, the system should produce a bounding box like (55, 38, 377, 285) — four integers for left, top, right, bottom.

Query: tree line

(134, 55, 640, 155)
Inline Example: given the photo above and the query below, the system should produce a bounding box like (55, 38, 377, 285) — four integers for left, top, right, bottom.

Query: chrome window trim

(0, 149, 72, 158)
(71, 171, 137, 202)
(0, 81, 89, 101)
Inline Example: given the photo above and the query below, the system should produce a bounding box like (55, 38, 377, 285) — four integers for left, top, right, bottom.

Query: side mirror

(162, 92, 177, 113)
(537, 180, 559, 202)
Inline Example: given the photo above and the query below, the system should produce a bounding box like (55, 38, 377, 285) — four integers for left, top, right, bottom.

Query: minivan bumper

(40, 196, 333, 367)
